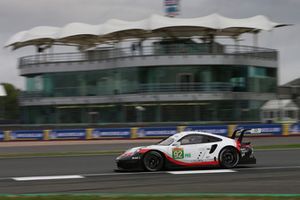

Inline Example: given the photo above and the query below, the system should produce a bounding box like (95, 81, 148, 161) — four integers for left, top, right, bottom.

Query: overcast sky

(0, 0, 299, 89)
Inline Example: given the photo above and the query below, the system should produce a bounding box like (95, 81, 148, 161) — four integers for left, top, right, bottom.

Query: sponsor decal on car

(184, 153, 191, 158)
(172, 148, 184, 159)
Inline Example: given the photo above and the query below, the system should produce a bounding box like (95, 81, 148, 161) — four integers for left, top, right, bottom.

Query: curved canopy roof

(5, 13, 289, 50)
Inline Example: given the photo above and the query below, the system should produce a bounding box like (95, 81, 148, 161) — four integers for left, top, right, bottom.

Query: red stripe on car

(164, 153, 219, 167)
(138, 148, 151, 154)
(236, 140, 241, 151)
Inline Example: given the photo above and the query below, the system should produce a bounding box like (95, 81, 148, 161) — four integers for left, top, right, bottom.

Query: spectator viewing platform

(19, 43, 277, 68)
(6, 14, 289, 124)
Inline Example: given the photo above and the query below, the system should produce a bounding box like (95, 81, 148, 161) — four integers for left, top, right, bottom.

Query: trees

(0, 83, 20, 122)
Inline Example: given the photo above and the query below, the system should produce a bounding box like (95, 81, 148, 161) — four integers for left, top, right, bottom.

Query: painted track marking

(13, 175, 84, 181)
(6, 165, 300, 181)
(167, 169, 236, 174)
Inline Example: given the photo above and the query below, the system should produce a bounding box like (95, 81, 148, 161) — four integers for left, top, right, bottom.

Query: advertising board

(236, 124, 282, 136)
(92, 128, 131, 139)
(9, 130, 44, 140)
(49, 129, 86, 140)
(183, 125, 228, 136)
(136, 127, 177, 137)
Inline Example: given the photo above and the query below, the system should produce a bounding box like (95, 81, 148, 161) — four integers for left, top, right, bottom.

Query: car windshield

(157, 136, 175, 146)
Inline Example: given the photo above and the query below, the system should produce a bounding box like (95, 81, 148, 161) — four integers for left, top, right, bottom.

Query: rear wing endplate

(231, 128, 262, 142)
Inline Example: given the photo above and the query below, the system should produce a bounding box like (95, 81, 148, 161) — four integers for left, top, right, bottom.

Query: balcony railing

(19, 44, 277, 67)
(20, 82, 234, 99)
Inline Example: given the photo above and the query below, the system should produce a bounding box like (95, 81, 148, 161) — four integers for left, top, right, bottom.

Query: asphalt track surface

(0, 148, 299, 194)
(1, 136, 300, 154)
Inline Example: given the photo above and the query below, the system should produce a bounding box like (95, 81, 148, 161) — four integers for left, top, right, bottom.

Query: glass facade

(22, 100, 265, 124)
(24, 65, 277, 97)
(21, 64, 277, 124)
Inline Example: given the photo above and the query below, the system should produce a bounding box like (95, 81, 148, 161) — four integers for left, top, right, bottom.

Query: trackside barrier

(49, 129, 86, 140)
(235, 124, 282, 136)
(0, 123, 300, 141)
(288, 123, 300, 135)
(181, 125, 228, 137)
(91, 128, 131, 139)
(133, 126, 178, 138)
(0, 131, 4, 141)
(9, 130, 44, 141)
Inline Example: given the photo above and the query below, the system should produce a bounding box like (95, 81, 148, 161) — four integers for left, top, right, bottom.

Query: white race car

(116, 129, 257, 171)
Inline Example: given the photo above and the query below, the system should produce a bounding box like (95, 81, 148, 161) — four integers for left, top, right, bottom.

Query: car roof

(175, 131, 228, 139)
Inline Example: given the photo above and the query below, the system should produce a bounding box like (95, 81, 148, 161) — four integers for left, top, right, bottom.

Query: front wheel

(143, 151, 164, 172)
(219, 147, 239, 168)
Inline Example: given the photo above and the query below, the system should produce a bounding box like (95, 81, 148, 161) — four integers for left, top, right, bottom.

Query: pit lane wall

(0, 123, 299, 141)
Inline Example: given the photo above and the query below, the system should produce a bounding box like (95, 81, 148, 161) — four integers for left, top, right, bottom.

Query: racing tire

(219, 147, 240, 169)
(143, 151, 164, 172)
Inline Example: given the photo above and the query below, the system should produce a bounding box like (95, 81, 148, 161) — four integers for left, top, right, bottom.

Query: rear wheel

(143, 151, 164, 172)
(219, 147, 239, 168)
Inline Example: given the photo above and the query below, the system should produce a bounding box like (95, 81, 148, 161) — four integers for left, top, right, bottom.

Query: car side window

(202, 135, 222, 143)
(179, 134, 203, 145)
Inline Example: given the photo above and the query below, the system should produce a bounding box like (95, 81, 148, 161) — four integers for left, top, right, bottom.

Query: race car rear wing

(231, 129, 262, 142)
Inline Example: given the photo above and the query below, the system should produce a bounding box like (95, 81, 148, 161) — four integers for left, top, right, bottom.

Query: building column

(55, 107, 60, 123)
(79, 77, 86, 96)
(195, 104, 200, 121)
(156, 104, 161, 122)
(120, 104, 126, 123)
(233, 101, 242, 121)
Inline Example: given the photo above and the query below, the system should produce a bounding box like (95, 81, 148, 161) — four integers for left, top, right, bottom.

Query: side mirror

(172, 142, 181, 147)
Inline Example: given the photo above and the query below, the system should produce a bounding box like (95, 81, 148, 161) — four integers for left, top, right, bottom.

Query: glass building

(7, 14, 285, 124)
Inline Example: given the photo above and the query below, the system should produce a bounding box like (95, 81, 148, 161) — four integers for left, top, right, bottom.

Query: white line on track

(167, 169, 236, 175)
(13, 175, 84, 181)
(236, 165, 300, 171)
(82, 171, 163, 177)
(5, 165, 300, 182)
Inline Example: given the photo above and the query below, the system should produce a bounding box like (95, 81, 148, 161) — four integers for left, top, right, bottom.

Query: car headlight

(117, 148, 140, 160)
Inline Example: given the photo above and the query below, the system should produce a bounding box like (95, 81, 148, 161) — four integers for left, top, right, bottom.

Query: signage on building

(164, 0, 180, 17)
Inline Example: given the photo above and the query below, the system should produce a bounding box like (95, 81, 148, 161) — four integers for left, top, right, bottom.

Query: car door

(198, 135, 223, 161)
(171, 134, 206, 162)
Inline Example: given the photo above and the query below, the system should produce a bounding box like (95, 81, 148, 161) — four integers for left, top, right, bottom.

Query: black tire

(143, 151, 164, 172)
(219, 147, 240, 169)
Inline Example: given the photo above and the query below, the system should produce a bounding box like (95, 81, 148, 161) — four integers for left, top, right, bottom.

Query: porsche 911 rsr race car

(116, 129, 257, 171)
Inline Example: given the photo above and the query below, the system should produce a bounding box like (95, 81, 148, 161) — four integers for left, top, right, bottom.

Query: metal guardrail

(19, 44, 277, 67)
(20, 82, 233, 98)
